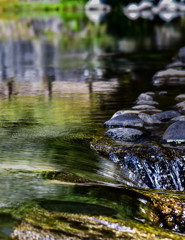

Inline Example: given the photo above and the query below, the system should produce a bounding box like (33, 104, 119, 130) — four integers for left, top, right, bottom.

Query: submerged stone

(153, 110, 180, 121)
(103, 113, 144, 128)
(105, 128, 143, 141)
(138, 113, 161, 124)
(162, 121, 185, 143)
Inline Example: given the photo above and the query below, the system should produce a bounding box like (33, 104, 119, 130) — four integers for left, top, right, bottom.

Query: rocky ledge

(91, 46, 185, 191)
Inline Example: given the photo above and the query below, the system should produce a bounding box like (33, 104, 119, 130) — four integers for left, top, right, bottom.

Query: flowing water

(0, 9, 185, 239)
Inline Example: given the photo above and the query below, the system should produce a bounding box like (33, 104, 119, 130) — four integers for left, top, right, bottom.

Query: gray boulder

(163, 121, 185, 143)
(105, 128, 143, 141)
(153, 110, 180, 121)
(103, 113, 144, 128)
(138, 113, 161, 124)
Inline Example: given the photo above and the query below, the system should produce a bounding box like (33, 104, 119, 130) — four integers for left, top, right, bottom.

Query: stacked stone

(153, 46, 185, 86)
(124, 0, 185, 21)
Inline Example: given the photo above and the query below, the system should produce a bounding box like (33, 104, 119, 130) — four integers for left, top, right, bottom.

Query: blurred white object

(85, 0, 111, 11)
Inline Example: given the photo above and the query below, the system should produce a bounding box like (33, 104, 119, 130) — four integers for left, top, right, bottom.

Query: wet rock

(166, 60, 185, 69)
(111, 110, 141, 119)
(153, 68, 185, 86)
(138, 113, 161, 124)
(42, 171, 92, 183)
(91, 137, 185, 190)
(171, 115, 185, 122)
(105, 128, 143, 141)
(136, 100, 158, 106)
(162, 121, 185, 143)
(178, 46, 185, 62)
(153, 196, 185, 233)
(153, 110, 180, 121)
(125, 1, 153, 12)
(103, 113, 144, 128)
(132, 105, 156, 110)
(137, 93, 153, 101)
(175, 94, 185, 101)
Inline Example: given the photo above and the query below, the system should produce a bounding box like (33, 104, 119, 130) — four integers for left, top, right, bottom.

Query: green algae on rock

(10, 199, 185, 240)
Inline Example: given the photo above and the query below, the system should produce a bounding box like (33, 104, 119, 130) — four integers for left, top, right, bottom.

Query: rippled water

(0, 9, 185, 239)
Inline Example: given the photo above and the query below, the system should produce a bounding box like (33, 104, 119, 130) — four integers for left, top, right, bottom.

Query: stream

(0, 9, 185, 239)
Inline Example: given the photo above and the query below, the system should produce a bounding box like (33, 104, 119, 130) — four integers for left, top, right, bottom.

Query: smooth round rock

(105, 128, 143, 141)
(137, 93, 153, 101)
(103, 113, 144, 128)
(153, 110, 180, 121)
(138, 113, 161, 124)
(132, 105, 156, 110)
(136, 100, 159, 106)
(175, 94, 185, 102)
(163, 121, 185, 143)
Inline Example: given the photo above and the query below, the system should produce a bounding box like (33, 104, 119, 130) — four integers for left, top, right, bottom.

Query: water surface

(0, 10, 185, 239)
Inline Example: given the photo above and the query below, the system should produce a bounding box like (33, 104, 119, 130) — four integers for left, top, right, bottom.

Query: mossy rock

(10, 202, 185, 240)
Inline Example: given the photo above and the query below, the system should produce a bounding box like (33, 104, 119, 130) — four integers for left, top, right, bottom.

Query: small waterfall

(109, 152, 185, 190)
